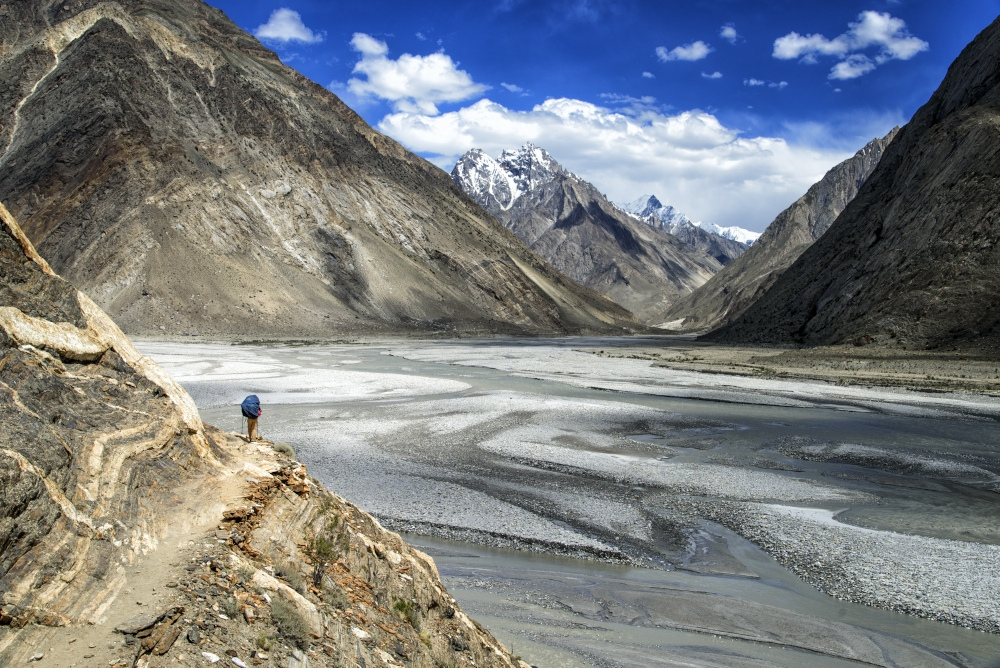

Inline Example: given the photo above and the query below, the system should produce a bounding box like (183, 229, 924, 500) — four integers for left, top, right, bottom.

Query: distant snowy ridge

(618, 194, 761, 246)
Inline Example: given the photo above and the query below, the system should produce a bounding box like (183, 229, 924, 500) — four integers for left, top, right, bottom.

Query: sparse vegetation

(393, 597, 421, 630)
(273, 441, 295, 458)
(274, 560, 308, 595)
(271, 597, 310, 648)
(256, 631, 275, 651)
(303, 513, 351, 588)
(222, 596, 240, 618)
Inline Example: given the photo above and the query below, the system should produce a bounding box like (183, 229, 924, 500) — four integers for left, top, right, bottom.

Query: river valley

(137, 338, 1000, 668)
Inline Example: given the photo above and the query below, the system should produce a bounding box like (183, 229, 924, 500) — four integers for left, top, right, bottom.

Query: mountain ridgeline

(0, 0, 635, 338)
(709, 15, 1000, 349)
(452, 144, 743, 324)
(661, 129, 898, 333)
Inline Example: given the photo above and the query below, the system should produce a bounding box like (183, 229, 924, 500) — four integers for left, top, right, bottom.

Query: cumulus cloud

(642, 71, 655, 79)
(769, 80, 788, 89)
(656, 40, 713, 62)
(501, 82, 524, 93)
(254, 8, 324, 44)
(720, 24, 739, 44)
(744, 78, 765, 86)
(774, 11, 927, 79)
(378, 97, 853, 230)
(702, 71, 722, 80)
(346, 33, 489, 114)
(415, 32, 427, 40)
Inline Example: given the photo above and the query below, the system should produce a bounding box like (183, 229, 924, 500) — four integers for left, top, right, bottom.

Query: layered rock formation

(0, 203, 524, 666)
(0, 0, 634, 337)
(452, 145, 723, 323)
(660, 130, 897, 332)
(710, 17, 1000, 348)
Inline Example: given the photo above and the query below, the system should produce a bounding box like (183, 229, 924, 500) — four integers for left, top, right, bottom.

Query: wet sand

(138, 338, 1000, 667)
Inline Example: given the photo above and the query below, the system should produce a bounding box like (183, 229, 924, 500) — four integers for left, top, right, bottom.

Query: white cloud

(346, 33, 489, 114)
(744, 78, 765, 86)
(642, 71, 655, 79)
(769, 80, 788, 89)
(830, 54, 876, 80)
(254, 8, 324, 44)
(656, 41, 713, 62)
(501, 82, 524, 92)
(378, 97, 853, 231)
(720, 24, 739, 44)
(774, 11, 927, 79)
(416, 32, 427, 41)
(702, 71, 723, 80)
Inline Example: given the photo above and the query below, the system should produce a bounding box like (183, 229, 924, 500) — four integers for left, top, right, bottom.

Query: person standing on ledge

(241, 394, 262, 442)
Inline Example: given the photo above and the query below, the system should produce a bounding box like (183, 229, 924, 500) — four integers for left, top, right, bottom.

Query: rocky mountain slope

(618, 194, 753, 265)
(709, 17, 1000, 349)
(0, 0, 635, 338)
(452, 144, 724, 323)
(660, 130, 897, 332)
(0, 202, 524, 667)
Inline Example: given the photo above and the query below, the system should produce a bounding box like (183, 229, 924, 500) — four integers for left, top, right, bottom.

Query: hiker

(241, 394, 262, 441)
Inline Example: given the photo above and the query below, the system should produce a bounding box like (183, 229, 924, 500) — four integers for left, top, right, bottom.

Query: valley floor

(597, 339, 1000, 395)
(138, 336, 1000, 668)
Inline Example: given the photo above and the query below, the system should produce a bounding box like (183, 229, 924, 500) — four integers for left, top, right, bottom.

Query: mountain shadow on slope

(707, 17, 1000, 350)
(660, 130, 897, 332)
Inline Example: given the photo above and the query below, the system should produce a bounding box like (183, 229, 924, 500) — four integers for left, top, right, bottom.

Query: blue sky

(206, 0, 999, 231)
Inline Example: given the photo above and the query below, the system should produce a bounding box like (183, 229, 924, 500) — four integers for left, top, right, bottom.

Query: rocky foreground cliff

(660, 130, 896, 333)
(0, 0, 634, 338)
(710, 16, 1000, 350)
(0, 202, 524, 667)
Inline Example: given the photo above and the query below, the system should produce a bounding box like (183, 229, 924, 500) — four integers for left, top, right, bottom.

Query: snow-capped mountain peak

(618, 194, 760, 245)
(452, 143, 567, 212)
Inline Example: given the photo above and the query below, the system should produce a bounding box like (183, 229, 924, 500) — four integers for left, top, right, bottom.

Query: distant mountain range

(709, 15, 1000, 350)
(452, 144, 731, 323)
(618, 194, 757, 265)
(0, 0, 634, 338)
(661, 129, 898, 333)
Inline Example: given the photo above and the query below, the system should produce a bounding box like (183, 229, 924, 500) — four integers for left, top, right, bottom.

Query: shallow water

(139, 338, 1000, 667)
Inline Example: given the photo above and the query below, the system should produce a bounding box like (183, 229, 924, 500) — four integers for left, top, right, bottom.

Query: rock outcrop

(0, 0, 634, 338)
(660, 130, 897, 333)
(0, 203, 524, 667)
(453, 145, 723, 324)
(709, 17, 1000, 349)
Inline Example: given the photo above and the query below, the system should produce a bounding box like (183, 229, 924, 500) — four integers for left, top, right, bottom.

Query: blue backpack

(241, 395, 261, 419)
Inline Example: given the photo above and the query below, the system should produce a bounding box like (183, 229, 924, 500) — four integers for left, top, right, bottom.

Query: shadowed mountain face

(452, 145, 723, 324)
(0, 0, 635, 338)
(709, 17, 1000, 349)
(660, 130, 897, 332)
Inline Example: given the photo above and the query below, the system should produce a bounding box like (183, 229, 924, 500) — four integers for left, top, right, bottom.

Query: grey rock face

(452, 145, 723, 324)
(661, 129, 897, 332)
(710, 16, 1000, 348)
(0, 0, 634, 338)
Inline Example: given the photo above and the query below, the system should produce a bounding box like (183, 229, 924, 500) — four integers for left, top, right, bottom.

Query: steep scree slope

(709, 17, 1000, 348)
(0, 0, 634, 337)
(660, 130, 897, 333)
(453, 144, 723, 324)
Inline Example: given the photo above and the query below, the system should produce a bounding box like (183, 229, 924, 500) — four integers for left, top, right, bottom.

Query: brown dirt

(589, 341, 1000, 395)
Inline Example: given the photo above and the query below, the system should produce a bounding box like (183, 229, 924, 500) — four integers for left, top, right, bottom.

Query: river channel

(137, 338, 1000, 668)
